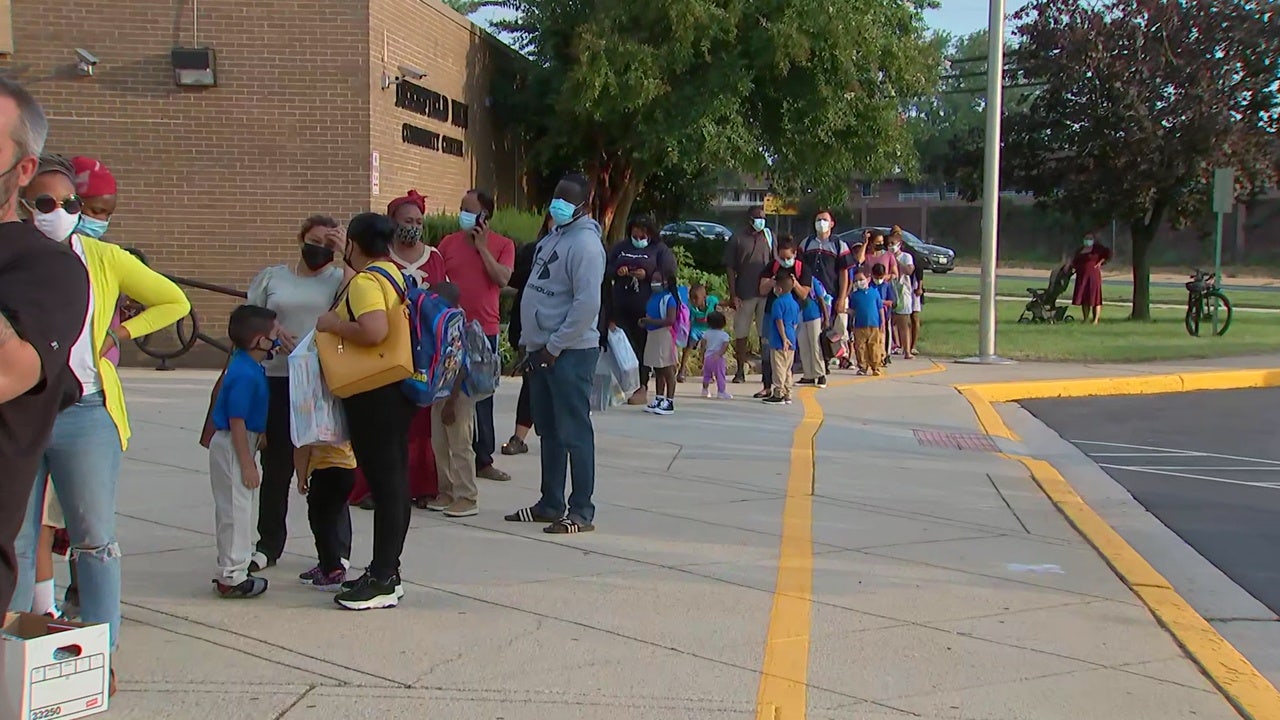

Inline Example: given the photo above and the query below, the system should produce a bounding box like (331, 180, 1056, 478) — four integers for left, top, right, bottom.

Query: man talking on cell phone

(0, 77, 91, 611)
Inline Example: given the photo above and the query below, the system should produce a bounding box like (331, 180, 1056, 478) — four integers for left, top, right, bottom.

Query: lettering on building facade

(396, 80, 468, 158)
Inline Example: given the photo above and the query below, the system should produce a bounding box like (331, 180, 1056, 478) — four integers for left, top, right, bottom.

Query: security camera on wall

(397, 64, 427, 81)
(74, 48, 98, 76)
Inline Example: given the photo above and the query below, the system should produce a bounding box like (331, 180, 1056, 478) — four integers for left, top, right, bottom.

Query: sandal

(544, 518, 594, 534)
(753, 389, 771, 399)
(414, 496, 431, 510)
(504, 506, 562, 523)
(501, 436, 529, 455)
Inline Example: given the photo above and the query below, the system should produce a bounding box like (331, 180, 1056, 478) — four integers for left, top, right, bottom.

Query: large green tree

(494, 0, 938, 240)
(1005, 0, 1280, 320)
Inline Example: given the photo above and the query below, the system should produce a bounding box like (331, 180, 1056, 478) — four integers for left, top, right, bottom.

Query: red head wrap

(387, 189, 426, 218)
(70, 156, 118, 198)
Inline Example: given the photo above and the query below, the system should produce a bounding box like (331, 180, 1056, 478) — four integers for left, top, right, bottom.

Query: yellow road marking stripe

(959, 373, 1280, 720)
(755, 362, 946, 719)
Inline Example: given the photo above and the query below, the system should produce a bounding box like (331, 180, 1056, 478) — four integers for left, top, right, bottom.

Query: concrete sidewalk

(92, 362, 1248, 719)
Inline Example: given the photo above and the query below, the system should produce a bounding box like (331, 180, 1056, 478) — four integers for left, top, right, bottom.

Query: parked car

(660, 221, 734, 244)
(837, 226, 956, 273)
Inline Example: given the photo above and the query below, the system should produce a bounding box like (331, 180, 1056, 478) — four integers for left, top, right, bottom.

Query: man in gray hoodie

(505, 173, 606, 534)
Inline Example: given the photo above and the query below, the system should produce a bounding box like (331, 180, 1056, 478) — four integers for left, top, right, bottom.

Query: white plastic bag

(605, 327, 641, 396)
(288, 330, 348, 446)
(591, 353, 627, 412)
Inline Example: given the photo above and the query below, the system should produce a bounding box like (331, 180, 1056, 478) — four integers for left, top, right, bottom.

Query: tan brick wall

(2, 0, 524, 367)
(367, 0, 526, 215)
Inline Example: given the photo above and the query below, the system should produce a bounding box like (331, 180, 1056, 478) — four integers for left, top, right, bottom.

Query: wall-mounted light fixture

(74, 48, 98, 77)
(171, 47, 217, 87)
(381, 63, 428, 90)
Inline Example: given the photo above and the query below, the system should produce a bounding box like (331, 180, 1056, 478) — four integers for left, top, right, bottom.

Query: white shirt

(67, 235, 100, 395)
(390, 245, 443, 286)
(702, 328, 731, 358)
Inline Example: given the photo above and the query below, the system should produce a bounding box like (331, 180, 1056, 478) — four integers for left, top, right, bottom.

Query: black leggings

(256, 376, 295, 561)
(617, 307, 650, 387)
(515, 372, 533, 430)
(342, 383, 415, 580)
(307, 466, 355, 573)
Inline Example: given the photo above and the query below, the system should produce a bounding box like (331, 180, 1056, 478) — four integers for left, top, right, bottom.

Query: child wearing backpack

(639, 273, 684, 415)
(421, 282, 480, 518)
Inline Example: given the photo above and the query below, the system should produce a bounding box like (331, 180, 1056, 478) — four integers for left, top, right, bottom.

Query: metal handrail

(128, 270, 246, 369)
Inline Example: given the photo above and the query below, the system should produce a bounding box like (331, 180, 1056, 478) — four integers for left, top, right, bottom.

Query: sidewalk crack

(988, 473, 1031, 534)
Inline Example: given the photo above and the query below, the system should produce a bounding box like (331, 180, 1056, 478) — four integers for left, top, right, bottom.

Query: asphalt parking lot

(1023, 388, 1280, 615)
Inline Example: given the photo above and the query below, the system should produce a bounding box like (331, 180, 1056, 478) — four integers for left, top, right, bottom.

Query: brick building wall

(2, 0, 526, 367)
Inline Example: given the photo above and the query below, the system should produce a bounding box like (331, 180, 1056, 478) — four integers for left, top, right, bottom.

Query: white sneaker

(653, 398, 675, 415)
(701, 387, 712, 398)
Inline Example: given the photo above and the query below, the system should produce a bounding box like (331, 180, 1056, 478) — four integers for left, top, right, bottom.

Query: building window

(747, 190, 766, 204)
(860, 182, 878, 198)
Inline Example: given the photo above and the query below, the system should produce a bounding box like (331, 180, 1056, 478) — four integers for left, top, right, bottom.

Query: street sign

(1213, 168, 1234, 215)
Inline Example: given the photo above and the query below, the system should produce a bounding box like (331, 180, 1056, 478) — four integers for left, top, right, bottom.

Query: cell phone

(476, 210, 489, 227)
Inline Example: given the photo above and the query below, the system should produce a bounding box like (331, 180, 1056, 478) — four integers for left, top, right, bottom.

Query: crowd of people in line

(0, 75, 928, 696)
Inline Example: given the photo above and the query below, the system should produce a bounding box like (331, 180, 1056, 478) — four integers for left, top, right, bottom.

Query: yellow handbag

(316, 269, 414, 399)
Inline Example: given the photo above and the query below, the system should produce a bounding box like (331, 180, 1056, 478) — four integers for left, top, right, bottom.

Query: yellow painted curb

(755, 362, 947, 720)
(959, 369, 1280, 720)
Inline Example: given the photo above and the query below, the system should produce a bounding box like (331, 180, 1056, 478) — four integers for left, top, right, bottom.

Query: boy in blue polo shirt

(849, 270, 885, 375)
(764, 269, 801, 405)
(870, 263, 897, 366)
(796, 277, 831, 389)
(209, 305, 279, 598)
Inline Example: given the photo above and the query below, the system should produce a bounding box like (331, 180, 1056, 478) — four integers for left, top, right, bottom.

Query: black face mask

(301, 243, 335, 271)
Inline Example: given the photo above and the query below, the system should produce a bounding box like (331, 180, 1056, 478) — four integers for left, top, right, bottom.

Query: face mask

(77, 215, 110, 239)
(631, 236, 649, 249)
(650, 282, 664, 293)
(1083, 238, 1095, 247)
(779, 257, 796, 268)
(459, 211, 478, 231)
(856, 279, 869, 290)
(548, 198, 579, 226)
(261, 337, 282, 361)
(751, 218, 766, 232)
(301, 243, 335, 271)
(395, 224, 422, 245)
(815, 219, 831, 234)
(889, 242, 901, 252)
(34, 208, 80, 242)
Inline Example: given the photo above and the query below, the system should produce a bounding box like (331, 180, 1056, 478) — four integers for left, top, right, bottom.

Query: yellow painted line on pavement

(755, 362, 945, 720)
(958, 370, 1280, 720)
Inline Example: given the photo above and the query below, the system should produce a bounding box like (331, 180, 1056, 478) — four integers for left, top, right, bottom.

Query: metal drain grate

(913, 429, 1001, 453)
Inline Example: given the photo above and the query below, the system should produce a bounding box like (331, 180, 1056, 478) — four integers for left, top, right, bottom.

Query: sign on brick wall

(395, 80, 467, 158)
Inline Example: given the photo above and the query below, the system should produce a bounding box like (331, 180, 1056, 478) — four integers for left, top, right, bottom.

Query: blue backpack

(461, 321, 501, 401)
(364, 266, 465, 407)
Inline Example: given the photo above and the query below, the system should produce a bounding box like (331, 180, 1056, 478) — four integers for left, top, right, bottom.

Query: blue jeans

(9, 393, 123, 651)
(529, 347, 599, 524)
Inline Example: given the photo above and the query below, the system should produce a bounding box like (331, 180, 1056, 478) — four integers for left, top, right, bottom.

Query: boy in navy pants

(209, 305, 279, 598)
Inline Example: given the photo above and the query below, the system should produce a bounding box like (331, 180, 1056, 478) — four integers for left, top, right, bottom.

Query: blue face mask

(548, 198, 579, 226)
(78, 215, 110, 239)
(631, 236, 649, 249)
(459, 211, 478, 231)
(751, 218, 766, 232)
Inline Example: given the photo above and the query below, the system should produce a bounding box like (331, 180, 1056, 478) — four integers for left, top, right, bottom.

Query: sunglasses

(26, 194, 83, 215)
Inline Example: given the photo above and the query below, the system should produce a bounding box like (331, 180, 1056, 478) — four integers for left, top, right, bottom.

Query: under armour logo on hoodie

(536, 250, 561, 281)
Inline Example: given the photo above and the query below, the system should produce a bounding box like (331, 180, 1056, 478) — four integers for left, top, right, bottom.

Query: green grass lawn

(926, 274, 1280, 310)
(917, 297, 1280, 362)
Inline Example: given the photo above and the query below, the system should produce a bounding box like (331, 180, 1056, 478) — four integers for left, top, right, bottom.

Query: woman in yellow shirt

(10, 155, 190, 688)
(315, 212, 415, 611)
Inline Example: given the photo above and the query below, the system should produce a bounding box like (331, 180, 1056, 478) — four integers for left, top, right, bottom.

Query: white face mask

(34, 208, 81, 242)
(815, 219, 831, 234)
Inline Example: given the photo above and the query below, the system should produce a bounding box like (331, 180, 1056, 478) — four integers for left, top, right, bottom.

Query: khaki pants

(209, 429, 262, 585)
(771, 348, 794, 398)
(797, 319, 824, 380)
(431, 394, 477, 504)
(853, 327, 884, 372)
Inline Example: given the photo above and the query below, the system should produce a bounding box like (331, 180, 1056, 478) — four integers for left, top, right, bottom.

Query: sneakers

(652, 398, 675, 415)
(214, 576, 268, 599)
(336, 572, 401, 610)
(797, 378, 817, 386)
(424, 495, 453, 512)
(443, 499, 478, 518)
(701, 387, 712, 398)
(731, 372, 746, 384)
(248, 552, 275, 573)
(643, 398, 663, 414)
(816, 376, 828, 389)
(716, 391, 734, 400)
(762, 395, 787, 405)
(298, 566, 346, 591)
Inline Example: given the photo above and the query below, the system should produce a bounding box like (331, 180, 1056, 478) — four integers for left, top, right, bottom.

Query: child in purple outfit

(700, 311, 732, 399)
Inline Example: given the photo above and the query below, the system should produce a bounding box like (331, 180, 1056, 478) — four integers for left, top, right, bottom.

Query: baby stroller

(1018, 264, 1076, 324)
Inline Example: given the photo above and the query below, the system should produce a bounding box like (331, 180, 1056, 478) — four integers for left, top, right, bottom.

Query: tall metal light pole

(961, 0, 1013, 365)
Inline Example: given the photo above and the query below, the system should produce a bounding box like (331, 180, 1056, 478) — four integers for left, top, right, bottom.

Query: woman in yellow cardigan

(8, 155, 189, 685)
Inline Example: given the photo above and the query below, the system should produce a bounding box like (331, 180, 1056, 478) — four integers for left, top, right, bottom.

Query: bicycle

(1184, 269, 1232, 337)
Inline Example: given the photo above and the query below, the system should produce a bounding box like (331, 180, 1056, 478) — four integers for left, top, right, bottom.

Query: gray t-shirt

(247, 263, 345, 377)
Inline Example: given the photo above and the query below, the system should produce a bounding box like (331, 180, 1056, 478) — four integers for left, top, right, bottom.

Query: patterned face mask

(396, 223, 422, 245)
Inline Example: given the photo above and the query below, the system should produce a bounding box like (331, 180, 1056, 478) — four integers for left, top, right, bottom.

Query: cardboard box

(1, 612, 109, 720)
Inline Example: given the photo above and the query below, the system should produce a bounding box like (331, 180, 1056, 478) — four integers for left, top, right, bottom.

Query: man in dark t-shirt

(0, 78, 91, 611)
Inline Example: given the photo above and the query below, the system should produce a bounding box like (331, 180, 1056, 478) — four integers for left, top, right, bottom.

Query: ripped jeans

(9, 393, 122, 651)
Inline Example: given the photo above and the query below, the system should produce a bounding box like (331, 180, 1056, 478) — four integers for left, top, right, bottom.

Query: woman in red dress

(349, 190, 447, 510)
(1071, 236, 1112, 325)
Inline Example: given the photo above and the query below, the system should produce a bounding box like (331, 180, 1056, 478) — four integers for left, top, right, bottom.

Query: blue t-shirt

(646, 289, 677, 321)
(212, 350, 270, 433)
(801, 278, 829, 323)
(767, 291, 801, 348)
(850, 287, 883, 328)
(873, 279, 897, 307)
